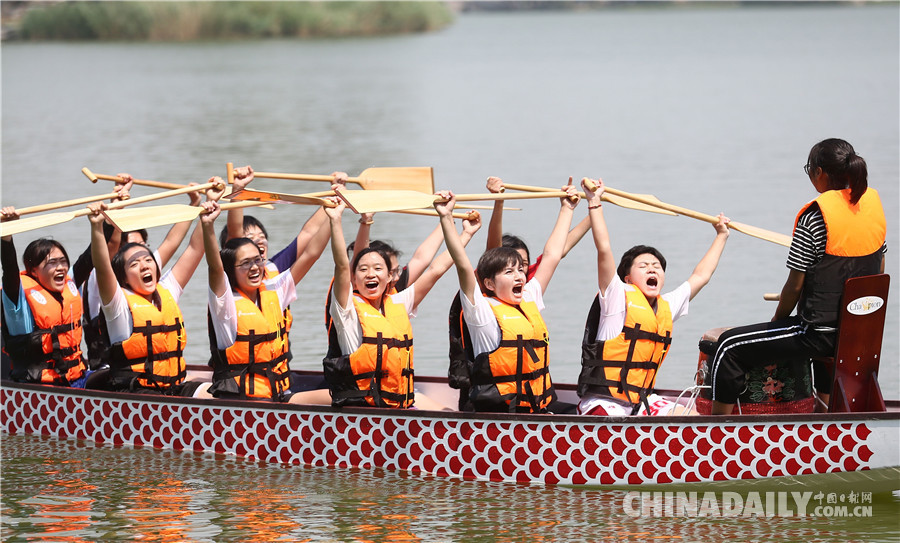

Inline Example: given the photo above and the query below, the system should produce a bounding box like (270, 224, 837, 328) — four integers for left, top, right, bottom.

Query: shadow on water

(1, 433, 898, 542)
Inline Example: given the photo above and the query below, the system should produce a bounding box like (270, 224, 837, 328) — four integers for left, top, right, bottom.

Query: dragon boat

(2, 368, 898, 491)
(3, 275, 897, 490)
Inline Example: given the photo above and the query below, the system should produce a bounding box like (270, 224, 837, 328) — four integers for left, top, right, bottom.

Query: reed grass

(17, 1, 455, 41)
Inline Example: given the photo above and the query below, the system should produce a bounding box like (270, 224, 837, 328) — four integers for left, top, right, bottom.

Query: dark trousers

(709, 316, 836, 403)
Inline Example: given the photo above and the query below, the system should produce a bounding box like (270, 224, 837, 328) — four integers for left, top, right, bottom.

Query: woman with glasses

(1, 209, 87, 386)
(709, 138, 887, 415)
(198, 189, 332, 403)
(86, 185, 211, 395)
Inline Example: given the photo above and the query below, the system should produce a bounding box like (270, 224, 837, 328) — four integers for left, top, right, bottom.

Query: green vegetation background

(12, 1, 455, 41)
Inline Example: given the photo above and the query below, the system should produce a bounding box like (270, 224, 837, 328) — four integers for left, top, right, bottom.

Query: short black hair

(617, 245, 667, 281)
(476, 247, 524, 297)
(218, 215, 268, 247)
(501, 234, 530, 265)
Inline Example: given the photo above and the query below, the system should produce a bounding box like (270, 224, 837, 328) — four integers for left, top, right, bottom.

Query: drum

(694, 327, 815, 414)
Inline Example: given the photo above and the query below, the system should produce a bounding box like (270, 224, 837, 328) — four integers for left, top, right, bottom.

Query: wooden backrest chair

(825, 274, 891, 413)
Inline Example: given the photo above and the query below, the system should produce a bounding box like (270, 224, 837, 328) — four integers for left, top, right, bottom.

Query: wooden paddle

(102, 201, 273, 233)
(250, 166, 435, 193)
(1, 181, 223, 237)
(84, 167, 242, 198)
(394, 209, 479, 220)
(582, 180, 793, 247)
(335, 189, 572, 215)
(11, 191, 128, 217)
(763, 293, 780, 301)
(500, 183, 676, 216)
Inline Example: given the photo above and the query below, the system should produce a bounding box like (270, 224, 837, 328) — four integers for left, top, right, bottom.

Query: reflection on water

(2, 433, 898, 542)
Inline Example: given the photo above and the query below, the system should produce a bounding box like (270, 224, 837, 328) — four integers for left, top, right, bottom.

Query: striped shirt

(787, 203, 887, 272)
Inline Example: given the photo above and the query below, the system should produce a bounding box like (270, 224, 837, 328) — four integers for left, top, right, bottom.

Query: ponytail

(807, 138, 868, 204)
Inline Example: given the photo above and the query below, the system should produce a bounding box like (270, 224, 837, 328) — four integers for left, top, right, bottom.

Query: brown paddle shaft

(582, 179, 793, 247)
(14, 191, 129, 217)
(1, 180, 223, 237)
(82, 167, 186, 191)
(501, 182, 676, 216)
(335, 189, 571, 215)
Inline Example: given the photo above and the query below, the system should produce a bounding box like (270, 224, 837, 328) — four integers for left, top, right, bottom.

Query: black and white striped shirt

(787, 203, 887, 272)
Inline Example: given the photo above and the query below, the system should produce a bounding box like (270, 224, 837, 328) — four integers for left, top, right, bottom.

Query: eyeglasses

(42, 257, 69, 269)
(236, 257, 265, 271)
(804, 163, 814, 176)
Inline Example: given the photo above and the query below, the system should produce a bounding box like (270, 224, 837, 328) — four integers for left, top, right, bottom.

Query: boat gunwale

(3, 375, 898, 425)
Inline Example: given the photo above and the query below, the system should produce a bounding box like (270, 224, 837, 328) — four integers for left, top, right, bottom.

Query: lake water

(2, 4, 898, 540)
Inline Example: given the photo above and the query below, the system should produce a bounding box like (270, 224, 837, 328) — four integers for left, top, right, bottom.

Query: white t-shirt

(458, 279, 546, 358)
(579, 275, 691, 415)
(101, 269, 184, 345)
(330, 284, 417, 356)
(594, 275, 690, 341)
(83, 249, 162, 320)
(208, 270, 297, 349)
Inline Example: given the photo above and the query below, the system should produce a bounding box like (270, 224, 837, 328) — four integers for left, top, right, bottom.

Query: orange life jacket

(264, 266, 293, 361)
(105, 285, 186, 391)
(578, 286, 673, 412)
(7, 273, 85, 384)
(323, 293, 414, 408)
(209, 287, 291, 400)
(794, 188, 886, 325)
(469, 297, 554, 413)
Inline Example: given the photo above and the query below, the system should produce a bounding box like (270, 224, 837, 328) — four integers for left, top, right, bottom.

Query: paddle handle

(82, 167, 184, 190)
(253, 171, 365, 188)
(763, 293, 780, 301)
(16, 192, 127, 217)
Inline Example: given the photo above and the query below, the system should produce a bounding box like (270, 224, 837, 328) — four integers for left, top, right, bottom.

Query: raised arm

(87, 202, 119, 306)
(225, 166, 254, 242)
(169, 178, 225, 290)
(286, 207, 332, 286)
(686, 213, 730, 300)
(326, 193, 351, 309)
(412, 210, 482, 309)
(1, 207, 22, 302)
(581, 178, 617, 295)
(531, 179, 578, 294)
(155, 185, 202, 267)
(563, 215, 591, 257)
(484, 176, 506, 251)
(200, 200, 226, 297)
(435, 192, 479, 305)
(405, 222, 446, 285)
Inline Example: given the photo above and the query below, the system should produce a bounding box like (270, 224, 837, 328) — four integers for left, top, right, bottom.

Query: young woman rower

(1, 209, 87, 386)
(709, 138, 887, 415)
(324, 190, 482, 409)
(198, 192, 332, 403)
(86, 183, 213, 395)
(437, 182, 579, 414)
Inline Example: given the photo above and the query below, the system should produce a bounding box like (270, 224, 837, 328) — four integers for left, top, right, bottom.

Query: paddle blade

(337, 189, 437, 214)
(228, 188, 329, 206)
(102, 204, 202, 232)
(602, 193, 677, 216)
(357, 167, 434, 193)
(0, 211, 78, 237)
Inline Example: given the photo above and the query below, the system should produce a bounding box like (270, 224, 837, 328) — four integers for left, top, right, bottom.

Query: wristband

(588, 203, 602, 210)
(359, 218, 374, 225)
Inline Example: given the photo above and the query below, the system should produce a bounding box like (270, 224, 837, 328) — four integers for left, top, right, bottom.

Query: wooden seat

(824, 274, 890, 413)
